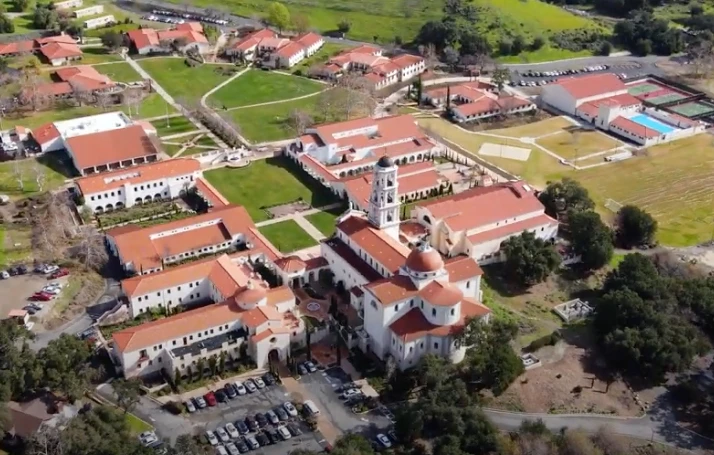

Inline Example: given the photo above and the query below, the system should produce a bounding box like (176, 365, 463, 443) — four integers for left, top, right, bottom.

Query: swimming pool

(629, 114, 676, 134)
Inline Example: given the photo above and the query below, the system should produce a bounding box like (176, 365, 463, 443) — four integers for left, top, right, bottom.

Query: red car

(49, 268, 69, 279)
(204, 392, 217, 407)
(30, 292, 53, 301)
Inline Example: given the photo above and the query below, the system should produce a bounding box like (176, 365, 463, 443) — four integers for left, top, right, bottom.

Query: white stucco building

(320, 157, 490, 369)
(226, 30, 323, 68)
(75, 158, 202, 213)
(412, 181, 559, 264)
(73, 4, 103, 17)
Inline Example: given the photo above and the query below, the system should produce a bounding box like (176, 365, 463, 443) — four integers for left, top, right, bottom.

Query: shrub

(524, 330, 561, 352)
(163, 400, 182, 415)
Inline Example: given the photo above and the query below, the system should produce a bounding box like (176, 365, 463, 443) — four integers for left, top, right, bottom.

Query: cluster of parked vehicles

(513, 65, 611, 87)
(144, 9, 229, 25)
(185, 373, 278, 412)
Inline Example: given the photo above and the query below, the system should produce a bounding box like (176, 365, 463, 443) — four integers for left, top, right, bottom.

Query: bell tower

(368, 155, 400, 239)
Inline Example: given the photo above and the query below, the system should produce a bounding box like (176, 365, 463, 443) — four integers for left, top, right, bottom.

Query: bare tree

(32, 192, 76, 262)
(95, 90, 113, 112)
(69, 82, 92, 107)
(288, 109, 314, 135)
(72, 227, 108, 272)
(419, 43, 438, 71)
(26, 425, 64, 455)
(592, 426, 628, 455)
(122, 89, 142, 118)
(33, 161, 46, 193)
(13, 160, 24, 192)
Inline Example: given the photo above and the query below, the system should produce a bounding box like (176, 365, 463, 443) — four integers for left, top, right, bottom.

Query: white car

(233, 381, 246, 395)
(244, 379, 257, 393)
(283, 401, 298, 417)
(185, 400, 196, 413)
(225, 443, 240, 455)
(138, 431, 159, 447)
(225, 423, 239, 439)
(215, 445, 228, 455)
(205, 431, 219, 446)
(195, 396, 207, 408)
(254, 377, 265, 389)
(44, 265, 59, 274)
(41, 287, 61, 295)
(340, 388, 361, 399)
(277, 426, 292, 440)
(215, 427, 230, 443)
(376, 434, 392, 449)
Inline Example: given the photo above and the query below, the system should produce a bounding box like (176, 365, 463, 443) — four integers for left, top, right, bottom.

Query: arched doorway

(105, 203, 114, 211)
(268, 348, 282, 376)
(95, 206, 104, 214)
(135, 197, 143, 205)
(154, 193, 162, 200)
(143, 195, 152, 203)
(115, 201, 124, 209)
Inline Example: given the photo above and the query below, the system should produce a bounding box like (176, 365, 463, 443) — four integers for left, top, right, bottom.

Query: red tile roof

(38, 42, 82, 60)
(66, 124, 158, 171)
(195, 177, 230, 208)
(554, 73, 626, 101)
(0, 40, 35, 55)
(444, 255, 483, 282)
(341, 164, 443, 209)
(275, 41, 304, 58)
(31, 123, 61, 145)
(322, 237, 383, 282)
(294, 32, 322, 48)
(336, 215, 410, 273)
(391, 53, 423, 68)
(389, 298, 490, 342)
(467, 213, 557, 244)
(76, 158, 200, 195)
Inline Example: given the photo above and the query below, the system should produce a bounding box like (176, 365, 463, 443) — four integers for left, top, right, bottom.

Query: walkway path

(124, 55, 229, 150)
(226, 89, 327, 111)
(255, 202, 343, 242)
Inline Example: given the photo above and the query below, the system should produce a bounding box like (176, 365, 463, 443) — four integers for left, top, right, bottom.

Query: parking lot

(509, 62, 646, 87)
(0, 268, 70, 325)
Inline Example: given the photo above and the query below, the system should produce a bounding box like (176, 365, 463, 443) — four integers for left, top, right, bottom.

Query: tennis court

(669, 101, 714, 117)
(628, 83, 661, 96)
(628, 80, 693, 106)
(645, 92, 690, 105)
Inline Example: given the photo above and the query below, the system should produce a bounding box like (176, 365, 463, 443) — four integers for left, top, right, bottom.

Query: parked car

(224, 384, 237, 399)
(255, 412, 268, 427)
(376, 434, 392, 449)
(245, 436, 260, 450)
(265, 428, 279, 445)
(283, 401, 298, 417)
(277, 426, 292, 440)
(254, 377, 265, 389)
(138, 431, 159, 447)
(340, 389, 361, 400)
(244, 415, 258, 432)
(233, 381, 247, 395)
(235, 438, 249, 453)
(255, 432, 270, 446)
(225, 423, 240, 439)
(286, 423, 303, 436)
(235, 420, 249, 434)
(1, 270, 9, 279)
(204, 392, 217, 407)
(205, 430, 219, 446)
(215, 444, 228, 455)
(304, 361, 317, 373)
(41, 286, 61, 295)
(215, 389, 227, 403)
(215, 427, 230, 443)
(262, 372, 276, 386)
(194, 396, 207, 409)
(274, 406, 289, 421)
(43, 265, 59, 274)
(297, 363, 308, 375)
(49, 268, 69, 279)
(185, 400, 196, 413)
(225, 442, 240, 455)
(22, 306, 37, 315)
(30, 293, 53, 301)
(244, 379, 257, 393)
(265, 410, 279, 425)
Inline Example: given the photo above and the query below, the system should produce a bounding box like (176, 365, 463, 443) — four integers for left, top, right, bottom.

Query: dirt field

(492, 336, 643, 416)
(536, 129, 625, 161)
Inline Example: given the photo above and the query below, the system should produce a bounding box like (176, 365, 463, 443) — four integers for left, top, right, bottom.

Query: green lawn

(131, 93, 176, 119)
(0, 224, 32, 268)
(229, 95, 323, 143)
(293, 42, 350, 73)
(305, 207, 344, 237)
(203, 157, 336, 222)
(7, 104, 107, 129)
(94, 62, 143, 82)
(0, 154, 73, 198)
(150, 116, 198, 137)
(258, 219, 318, 253)
(138, 58, 238, 101)
(125, 412, 153, 434)
(80, 47, 123, 64)
(208, 69, 323, 109)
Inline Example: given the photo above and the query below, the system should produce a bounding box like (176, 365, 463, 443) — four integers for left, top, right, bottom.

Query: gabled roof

(75, 158, 200, 195)
(336, 215, 410, 274)
(38, 42, 82, 60)
(31, 123, 61, 145)
(275, 41, 304, 58)
(65, 124, 158, 171)
(553, 73, 626, 101)
(389, 298, 490, 342)
(294, 32, 322, 48)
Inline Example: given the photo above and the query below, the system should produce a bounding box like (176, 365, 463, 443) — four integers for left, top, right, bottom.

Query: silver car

(205, 431, 219, 446)
(225, 443, 240, 455)
(215, 427, 230, 443)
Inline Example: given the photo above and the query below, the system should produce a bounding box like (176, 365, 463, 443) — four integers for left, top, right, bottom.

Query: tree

(617, 204, 657, 248)
(37, 334, 94, 402)
(442, 46, 459, 69)
(491, 67, 509, 91)
(531, 36, 545, 50)
(196, 358, 206, 378)
(292, 13, 310, 33)
(569, 210, 614, 270)
(113, 378, 142, 414)
(331, 434, 375, 455)
(11, 0, 29, 11)
(415, 20, 458, 50)
(337, 18, 350, 33)
(511, 35, 526, 54)
(0, 12, 14, 32)
(288, 109, 314, 135)
(100, 31, 123, 50)
(208, 356, 218, 376)
(265, 2, 290, 33)
(174, 434, 203, 455)
(538, 177, 595, 217)
(598, 40, 613, 56)
(501, 231, 561, 286)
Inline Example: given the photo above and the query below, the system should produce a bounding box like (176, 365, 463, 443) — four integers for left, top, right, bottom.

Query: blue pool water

(629, 114, 676, 134)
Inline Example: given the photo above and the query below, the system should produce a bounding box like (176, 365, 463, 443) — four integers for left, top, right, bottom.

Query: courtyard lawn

(93, 62, 143, 83)
(536, 129, 625, 161)
(7, 104, 106, 129)
(229, 95, 323, 143)
(79, 47, 123, 64)
(138, 58, 238, 101)
(150, 116, 198, 137)
(416, 117, 571, 188)
(203, 157, 336, 222)
(258, 219, 318, 253)
(208, 69, 324, 109)
(130, 93, 176, 119)
(293, 42, 350, 73)
(305, 207, 344, 237)
(0, 154, 73, 198)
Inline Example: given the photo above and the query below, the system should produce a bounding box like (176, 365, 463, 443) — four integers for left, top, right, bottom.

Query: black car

(265, 428, 279, 445)
(262, 372, 276, 386)
(235, 420, 249, 434)
(17, 265, 27, 274)
(297, 363, 308, 375)
(8, 266, 19, 276)
(235, 438, 249, 453)
(224, 383, 237, 399)
(255, 413, 268, 428)
(274, 406, 289, 421)
(215, 389, 227, 403)
(287, 423, 303, 436)
(245, 416, 258, 432)
(255, 432, 270, 446)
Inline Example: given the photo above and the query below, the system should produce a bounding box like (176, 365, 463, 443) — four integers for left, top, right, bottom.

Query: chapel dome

(376, 155, 394, 168)
(234, 281, 267, 306)
(405, 242, 444, 273)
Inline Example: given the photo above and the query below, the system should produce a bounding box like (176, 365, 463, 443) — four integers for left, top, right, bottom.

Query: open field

(94, 62, 143, 82)
(209, 69, 323, 109)
(258, 219, 317, 253)
(132, 93, 176, 119)
(536, 129, 624, 160)
(0, 224, 33, 268)
(203, 157, 336, 222)
(229, 95, 323, 143)
(150, 116, 198, 137)
(80, 47, 123, 64)
(305, 207, 344, 237)
(138, 58, 237, 100)
(0, 155, 72, 198)
(488, 116, 575, 138)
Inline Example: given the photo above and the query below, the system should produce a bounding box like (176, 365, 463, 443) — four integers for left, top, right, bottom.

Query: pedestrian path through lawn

(207, 69, 324, 109)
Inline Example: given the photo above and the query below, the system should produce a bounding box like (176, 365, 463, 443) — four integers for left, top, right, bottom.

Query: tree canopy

(502, 231, 561, 287)
(569, 210, 614, 269)
(265, 2, 290, 33)
(616, 204, 657, 248)
(538, 178, 595, 218)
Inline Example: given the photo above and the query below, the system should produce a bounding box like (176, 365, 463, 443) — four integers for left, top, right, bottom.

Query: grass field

(258, 220, 318, 253)
(0, 154, 72, 198)
(132, 93, 176, 119)
(80, 47, 123, 64)
(125, 413, 153, 434)
(138, 58, 237, 101)
(229, 95, 323, 143)
(150, 116, 198, 137)
(293, 42, 350, 72)
(204, 157, 335, 222)
(0, 224, 32, 268)
(7, 105, 107, 129)
(209, 69, 324, 109)
(489, 116, 575, 138)
(305, 207, 344, 237)
(536, 129, 624, 160)
(94, 62, 143, 82)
